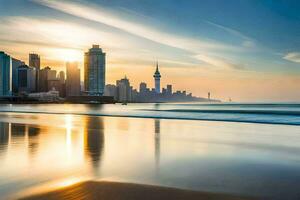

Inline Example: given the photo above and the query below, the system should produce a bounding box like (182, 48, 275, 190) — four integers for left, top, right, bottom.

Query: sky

(1, 0, 300, 102)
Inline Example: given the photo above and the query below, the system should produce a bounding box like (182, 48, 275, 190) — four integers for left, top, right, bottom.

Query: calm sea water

(1, 102, 300, 125)
(0, 103, 300, 199)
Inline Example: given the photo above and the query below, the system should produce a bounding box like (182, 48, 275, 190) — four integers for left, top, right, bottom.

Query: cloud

(283, 52, 300, 63)
(33, 0, 242, 53)
(194, 54, 244, 70)
(205, 20, 255, 48)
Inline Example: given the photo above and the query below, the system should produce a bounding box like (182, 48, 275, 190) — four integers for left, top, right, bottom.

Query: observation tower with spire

(153, 62, 161, 93)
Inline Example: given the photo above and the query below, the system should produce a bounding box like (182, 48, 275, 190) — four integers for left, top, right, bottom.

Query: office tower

(84, 45, 106, 96)
(0, 51, 12, 96)
(47, 79, 61, 93)
(104, 84, 117, 100)
(29, 53, 40, 70)
(38, 66, 57, 92)
(29, 53, 40, 91)
(12, 58, 25, 94)
(66, 62, 80, 96)
(139, 82, 147, 94)
(58, 71, 66, 97)
(153, 62, 161, 93)
(166, 84, 172, 95)
(162, 88, 167, 95)
(17, 65, 36, 93)
(58, 71, 65, 84)
(116, 76, 131, 102)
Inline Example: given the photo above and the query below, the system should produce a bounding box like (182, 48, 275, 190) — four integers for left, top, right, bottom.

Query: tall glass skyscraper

(29, 53, 40, 92)
(84, 45, 106, 96)
(0, 52, 12, 96)
(66, 61, 81, 96)
(12, 58, 25, 94)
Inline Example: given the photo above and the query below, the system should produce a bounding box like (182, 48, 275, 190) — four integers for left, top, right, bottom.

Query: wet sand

(20, 181, 254, 200)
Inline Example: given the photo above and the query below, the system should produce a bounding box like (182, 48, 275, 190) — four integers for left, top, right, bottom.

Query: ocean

(0, 103, 300, 199)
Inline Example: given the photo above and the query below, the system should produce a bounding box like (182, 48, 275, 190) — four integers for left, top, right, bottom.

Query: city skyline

(1, 0, 300, 101)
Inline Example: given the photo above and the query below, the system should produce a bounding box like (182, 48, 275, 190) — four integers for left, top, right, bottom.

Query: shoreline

(0, 109, 299, 126)
(19, 181, 255, 200)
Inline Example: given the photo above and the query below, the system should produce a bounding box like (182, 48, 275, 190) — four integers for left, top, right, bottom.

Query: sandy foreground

(19, 181, 255, 200)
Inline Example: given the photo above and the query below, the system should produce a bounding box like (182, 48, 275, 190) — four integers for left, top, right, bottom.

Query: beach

(20, 181, 253, 200)
(0, 103, 300, 199)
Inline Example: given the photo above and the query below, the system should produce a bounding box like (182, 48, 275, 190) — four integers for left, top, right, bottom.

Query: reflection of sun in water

(65, 115, 73, 156)
(58, 177, 82, 188)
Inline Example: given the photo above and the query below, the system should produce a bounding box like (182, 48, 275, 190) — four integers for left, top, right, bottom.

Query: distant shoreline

(19, 181, 254, 200)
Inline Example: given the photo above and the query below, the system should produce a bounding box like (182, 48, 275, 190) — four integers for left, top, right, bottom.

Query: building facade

(104, 84, 117, 100)
(0, 52, 12, 96)
(66, 61, 81, 96)
(29, 53, 40, 70)
(38, 66, 56, 92)
(17, 65, 36, 94)
(84, 45, 106, 96)
(29, 53, 40, 91)
(12, 58, 25, 94)
(116, 76, 131, 102)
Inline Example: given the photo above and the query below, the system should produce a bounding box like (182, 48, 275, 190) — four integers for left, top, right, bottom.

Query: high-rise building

(17, 65, 36, 93)
(104, 84, 117, 100)
(38, 66, 56, 92)
(66, 62, 80, 96)
(84, 45, 106, 96)
(29, 53, 40, 70)
(29, 53, 40, 91)
(47, 79, 61, 93)
(166, 84, 172, 95)
(0, 52, 12, 96)
(12, 58, 25, 94)
(58, 71, 66, 97)
(58, 71, 65, 83)
(153, 63, 161, 93)
(139, 82, 147, 94)
(116, 76, 131, 102)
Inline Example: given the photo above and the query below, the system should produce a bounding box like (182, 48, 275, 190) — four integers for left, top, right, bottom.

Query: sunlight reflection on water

(0, 110, 300, 199)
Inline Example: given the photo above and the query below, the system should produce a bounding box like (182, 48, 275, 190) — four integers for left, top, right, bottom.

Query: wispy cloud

(283, 52, 300, 63)
(194, 54, 244, 70)
(205, 20, 255, 48)
(33, 0, 242, 53)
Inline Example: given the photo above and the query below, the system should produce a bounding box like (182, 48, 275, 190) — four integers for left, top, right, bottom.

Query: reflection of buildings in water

(84, 116, 105, 174)
(0, 122, 9, 155)
(11, 123, 26, 137)
(27, 126, 41, 157)
(154, 119, 161, 171)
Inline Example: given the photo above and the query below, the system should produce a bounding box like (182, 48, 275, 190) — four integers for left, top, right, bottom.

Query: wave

(142, 109, 300, 116)
(0, 109, 300, 126)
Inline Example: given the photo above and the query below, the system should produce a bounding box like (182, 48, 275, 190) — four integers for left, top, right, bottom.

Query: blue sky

(1, 0, 300, 101)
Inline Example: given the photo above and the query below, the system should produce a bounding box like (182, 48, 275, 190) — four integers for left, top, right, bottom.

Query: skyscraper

(17, 65, 36, 94)
(29, 53, 40, 70)
(116, 76, 131, 102)
(153, 62, 161, 93)
(66, 61, 80, 96)
(140, 82, 148, 94)
(166, 84, 172, 95)
(84, 45, 106, 96)
(29, 53, 40, 91)
(12, 58, 25, 94)
(38, 66, 56, 92)
(104, 84, 117, 100)
(0, 51, 12, 96)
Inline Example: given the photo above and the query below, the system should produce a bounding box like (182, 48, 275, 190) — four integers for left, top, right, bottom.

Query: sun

(58, 49, 83, 62)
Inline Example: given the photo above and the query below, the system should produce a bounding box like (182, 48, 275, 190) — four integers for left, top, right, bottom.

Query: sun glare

(58, 49, 83, 62)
